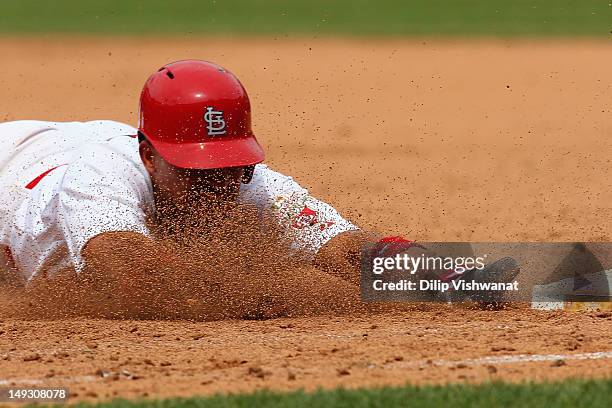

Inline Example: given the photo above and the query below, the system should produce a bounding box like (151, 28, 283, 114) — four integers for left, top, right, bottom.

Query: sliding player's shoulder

(60, 142, 150, 202)
(251, 164, 304, 191)
(70, 120, 137, 135)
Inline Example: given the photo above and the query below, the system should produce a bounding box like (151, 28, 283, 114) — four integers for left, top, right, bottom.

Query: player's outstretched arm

(81, 231, 194, 319)
(81, 231, 374, 320)
(314, 230, 382, 286)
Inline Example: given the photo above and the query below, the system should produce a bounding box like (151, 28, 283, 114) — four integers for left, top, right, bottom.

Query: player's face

(140, 140, 245, 206)
(163, 163, 245, 201)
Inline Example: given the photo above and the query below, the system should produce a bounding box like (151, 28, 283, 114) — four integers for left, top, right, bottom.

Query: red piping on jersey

(3, 246, 16, 271)
(378, 236, 412, 244)
(25, 164, 67, 190)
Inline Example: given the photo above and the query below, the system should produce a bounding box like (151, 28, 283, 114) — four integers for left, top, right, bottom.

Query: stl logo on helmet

(204, 106, 227, 136)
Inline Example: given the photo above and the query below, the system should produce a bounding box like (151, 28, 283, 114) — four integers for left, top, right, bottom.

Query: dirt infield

(0, 37, 611, 401)
(0, 309, 611, 401)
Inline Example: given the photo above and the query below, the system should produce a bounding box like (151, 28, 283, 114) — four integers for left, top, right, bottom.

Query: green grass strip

(1, 0, 611, 36)
(61, 378, 612, 408)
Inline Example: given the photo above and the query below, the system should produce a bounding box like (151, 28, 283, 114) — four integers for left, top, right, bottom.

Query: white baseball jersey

(0, 120, 357, 282)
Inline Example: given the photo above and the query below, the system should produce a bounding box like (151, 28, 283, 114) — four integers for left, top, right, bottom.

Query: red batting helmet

(138, 60, 265, 169)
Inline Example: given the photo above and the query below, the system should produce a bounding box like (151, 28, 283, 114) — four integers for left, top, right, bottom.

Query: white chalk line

(423, 351, 612, 368)
(381, 351, 612, 371)
(1, 351, 611, 386)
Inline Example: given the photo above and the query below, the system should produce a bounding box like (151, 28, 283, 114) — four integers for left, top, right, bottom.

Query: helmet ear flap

(242, 165, 255, 184)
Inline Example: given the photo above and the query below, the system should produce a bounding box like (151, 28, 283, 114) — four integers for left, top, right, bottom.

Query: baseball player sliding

(0, 60, 521, 317)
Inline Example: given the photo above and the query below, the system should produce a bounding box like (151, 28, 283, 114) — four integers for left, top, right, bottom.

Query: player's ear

(139, 139, 156, 175)
(241, 165, 255, 184)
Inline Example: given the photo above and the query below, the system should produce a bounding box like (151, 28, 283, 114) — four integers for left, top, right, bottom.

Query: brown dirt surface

(0, 37, 611, 402)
